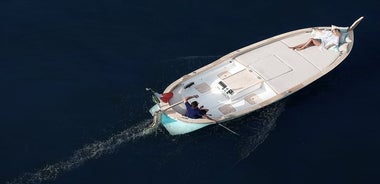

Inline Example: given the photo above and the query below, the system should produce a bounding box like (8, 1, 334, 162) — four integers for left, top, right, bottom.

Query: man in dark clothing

(184, 95, 216, 123)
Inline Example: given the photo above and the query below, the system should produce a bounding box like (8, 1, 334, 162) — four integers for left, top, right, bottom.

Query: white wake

(7, 120, 156, 184)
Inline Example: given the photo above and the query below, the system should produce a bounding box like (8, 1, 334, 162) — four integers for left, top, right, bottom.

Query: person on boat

(184, 95, 217, 123)
(289, 28, 341, 51)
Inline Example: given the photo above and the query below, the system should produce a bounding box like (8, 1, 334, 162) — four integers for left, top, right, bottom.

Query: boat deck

(237, 32, 342, 93)
(154, 17, 362, 135)
(165, 29, 351, 121)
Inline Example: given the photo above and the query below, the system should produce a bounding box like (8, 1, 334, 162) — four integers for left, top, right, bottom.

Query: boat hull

(150, 17, 363, 135)
(149, 104, 211, 135)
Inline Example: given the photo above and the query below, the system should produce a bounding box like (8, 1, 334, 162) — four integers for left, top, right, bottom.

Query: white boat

(149, 17, 364, 135)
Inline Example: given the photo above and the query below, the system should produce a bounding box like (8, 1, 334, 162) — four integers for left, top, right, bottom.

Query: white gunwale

(153, 17, 363, 135)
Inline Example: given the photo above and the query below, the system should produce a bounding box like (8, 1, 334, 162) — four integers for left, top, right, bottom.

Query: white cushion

(338, 35, 353, 52)
(332, 25, 349, 44)
(338, 43, 348, 52)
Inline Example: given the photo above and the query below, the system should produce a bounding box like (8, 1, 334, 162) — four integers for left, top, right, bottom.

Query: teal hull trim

(149, 104, 211, 135)
(161, 113, 210, 135)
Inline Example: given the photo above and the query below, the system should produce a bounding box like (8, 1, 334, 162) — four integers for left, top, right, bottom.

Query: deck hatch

(221, 69, 262, 94)
(251, 55, 292, 80)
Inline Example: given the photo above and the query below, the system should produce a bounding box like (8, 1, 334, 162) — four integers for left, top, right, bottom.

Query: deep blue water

(1, 0, 379, 184)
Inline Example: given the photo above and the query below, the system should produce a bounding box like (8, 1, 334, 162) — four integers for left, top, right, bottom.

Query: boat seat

(244, 93, 261, 105)
(195, 82, 211, 93)
(218, 104, 236, 115)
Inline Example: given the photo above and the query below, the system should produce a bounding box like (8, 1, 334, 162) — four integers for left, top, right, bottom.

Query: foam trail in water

(234, 102, 286, 165)
(7, 119, 155, 184)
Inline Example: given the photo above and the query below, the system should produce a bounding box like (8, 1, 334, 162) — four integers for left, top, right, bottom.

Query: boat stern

(149, 104, 161, 116)
(160, 113, 211, 135)
(149, 104, 212, 135)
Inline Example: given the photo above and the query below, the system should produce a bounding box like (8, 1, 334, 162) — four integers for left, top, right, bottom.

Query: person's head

(332, 28, 341, 36)
(191, 101, 198, 108)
